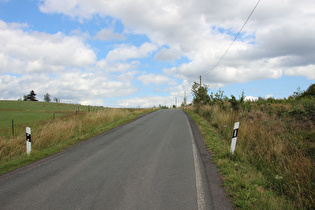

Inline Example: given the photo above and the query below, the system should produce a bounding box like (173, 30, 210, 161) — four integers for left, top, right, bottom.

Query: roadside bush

(288, 105, 307, 120)
(229, 95, 239, 111)
(303, 98, 315, 123)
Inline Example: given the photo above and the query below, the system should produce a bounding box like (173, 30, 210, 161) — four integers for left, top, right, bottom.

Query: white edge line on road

(185, 114, 207, 210)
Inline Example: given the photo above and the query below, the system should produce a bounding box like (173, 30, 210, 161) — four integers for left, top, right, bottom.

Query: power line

(203, 0, 261, 77)
(183, 0, 261, 102)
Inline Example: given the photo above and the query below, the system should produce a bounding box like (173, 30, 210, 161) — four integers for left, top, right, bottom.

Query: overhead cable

(203, 0, 261, 77)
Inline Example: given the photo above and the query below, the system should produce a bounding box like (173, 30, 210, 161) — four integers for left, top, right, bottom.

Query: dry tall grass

(0, 108, 149, 165)
(193, 103, 314, 208)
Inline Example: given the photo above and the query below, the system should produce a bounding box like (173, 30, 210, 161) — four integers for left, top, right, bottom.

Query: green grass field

(0, 100, 153, 175)
(0, 100, 103, 137)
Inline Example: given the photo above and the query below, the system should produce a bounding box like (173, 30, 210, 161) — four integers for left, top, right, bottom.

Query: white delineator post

(230, 122, 239, 154)
(26, 127, 31, 155)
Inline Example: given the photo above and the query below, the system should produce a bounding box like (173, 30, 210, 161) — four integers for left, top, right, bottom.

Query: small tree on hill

(44, 93, 51, 102)
(54, 97, 60, 103)
(300, 84, 315, 98)
(191, 82, 210, 105)
(23, 90, 38, 101)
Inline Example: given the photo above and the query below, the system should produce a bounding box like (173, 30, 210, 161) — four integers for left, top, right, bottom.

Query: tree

(23, 90, 38, 101)
(182, 95, 187, 107)
(191, 82, 210, 105)
(54, 97, 60, 103)
(292, 87, 303, 98)
(44, 93, 51, 102)
(229, 95, 239, 111)
(300, 84, 315, 98)
(159, 104, 168, 109)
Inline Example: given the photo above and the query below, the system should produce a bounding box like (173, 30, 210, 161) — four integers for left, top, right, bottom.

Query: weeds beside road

(186, 97, 314, 209)
(0, 101, 154, 175)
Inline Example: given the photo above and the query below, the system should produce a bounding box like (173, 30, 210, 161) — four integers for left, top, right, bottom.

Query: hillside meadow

(0, 100, 154, 174)
(0, 100, 104, 137)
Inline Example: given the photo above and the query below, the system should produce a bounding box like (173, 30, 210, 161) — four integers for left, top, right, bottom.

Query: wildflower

(275, 175, 283, 180)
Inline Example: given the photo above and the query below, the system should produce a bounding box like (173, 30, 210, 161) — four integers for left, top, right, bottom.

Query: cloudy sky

(0, 0, 314, 107)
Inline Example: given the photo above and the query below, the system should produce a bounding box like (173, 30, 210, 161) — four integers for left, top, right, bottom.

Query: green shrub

(303, 98, 315, 122)
(288, 105, 306, 119)
(229, 95, 239, 111)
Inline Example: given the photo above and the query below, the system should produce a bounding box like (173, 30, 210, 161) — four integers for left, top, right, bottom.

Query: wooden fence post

(12, 119, 14, 136)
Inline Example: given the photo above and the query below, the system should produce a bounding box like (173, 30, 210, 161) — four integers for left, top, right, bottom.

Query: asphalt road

(0, 109, 214, 210)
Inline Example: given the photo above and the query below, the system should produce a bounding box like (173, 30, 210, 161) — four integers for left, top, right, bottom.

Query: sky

(0, 0, 314, 107)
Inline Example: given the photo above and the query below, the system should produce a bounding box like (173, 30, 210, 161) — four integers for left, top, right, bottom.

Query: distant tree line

(191, 81, 314, 107)
(190, 82, 315, 122)
(21, 90, 60, 103)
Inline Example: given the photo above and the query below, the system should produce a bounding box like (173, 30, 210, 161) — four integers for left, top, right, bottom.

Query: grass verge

(186, 109, 302, 209)
(0, 108, 154, 175)
(0, 100, 104, 138)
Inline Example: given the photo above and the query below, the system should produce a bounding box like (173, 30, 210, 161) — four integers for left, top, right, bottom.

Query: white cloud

(117, 96, 176, 108)
(94, 28, 126, 41)
(166, 80, 192, 97)
(39, 0, 97, 21)
(105, 42, 157, 62)
(53, 71, 137, 104)
(96, 59, 140, 72)
(0, 20, 96, 74)
(116, 71, 139, 81)
(265, 95, 274, 99)
(284, 65, 315, 80)
(154, 47, 181, 62)
(0, 19, 144, 105)
(0, 70, 137, 105)
(2, 0, 315, 106)
(39, 0, 315, 85)
(70, 29, 90, 40)
(138, 74, 176, 86)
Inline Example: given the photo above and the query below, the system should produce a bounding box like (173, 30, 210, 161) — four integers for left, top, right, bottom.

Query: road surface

(0, 109, 215, 209)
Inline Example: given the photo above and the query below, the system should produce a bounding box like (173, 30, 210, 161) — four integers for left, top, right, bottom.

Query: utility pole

(200, 75, 202, 89)
(175, 97, 177, 108)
